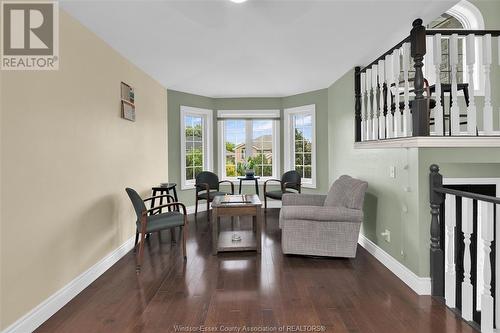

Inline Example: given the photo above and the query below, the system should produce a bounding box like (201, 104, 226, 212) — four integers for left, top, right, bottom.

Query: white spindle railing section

(366, 68, 373, 141)
(372, 64, 379, 140)
(361, 72, 366, 142)
(432, 34, 444, 136)
(483, 34, 493, 134)
(385, 54, 394, 138)
(402, 42, 411, 137)
(449, 34, 460, 135)
(480, 201, 494, 333)
(392, 48, 401, 137)
(462, 197, 474, 321)
(444, 194, 456, 308)
(466, 34, 477, 135)
(357, 25, 500, 142)
(431, 165, 500, 332)
(378, 60, 386, 139)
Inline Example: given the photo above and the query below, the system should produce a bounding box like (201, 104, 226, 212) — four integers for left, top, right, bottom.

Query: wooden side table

(211, 194, 262, 255)
(238, 176, 260, 195)
(151, 183, 178, 213)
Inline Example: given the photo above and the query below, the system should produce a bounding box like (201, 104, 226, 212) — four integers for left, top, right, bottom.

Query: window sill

(354, 136, 500, 149)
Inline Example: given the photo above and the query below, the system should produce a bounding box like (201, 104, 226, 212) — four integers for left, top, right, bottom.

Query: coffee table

(211, 194, 262, 255)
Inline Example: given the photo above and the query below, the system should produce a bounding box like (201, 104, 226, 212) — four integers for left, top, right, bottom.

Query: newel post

(430, 164, 444, 297)
(410, 19, 429, 136)
(354, 67, 362, 142)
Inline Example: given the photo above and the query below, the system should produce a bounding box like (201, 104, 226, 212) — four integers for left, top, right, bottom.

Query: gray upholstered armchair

(279, 175, 368, 258)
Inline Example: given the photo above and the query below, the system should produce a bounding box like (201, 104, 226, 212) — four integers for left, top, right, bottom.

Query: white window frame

(180, 106, 213, 190)
(217, 110, 280, 183)
(284, 104, 316, 189)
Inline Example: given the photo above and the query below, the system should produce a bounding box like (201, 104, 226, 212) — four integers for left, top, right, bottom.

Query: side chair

(126, 188, 188, 273)
(195, 171, 234, 220)
(263, 170, 301, 210)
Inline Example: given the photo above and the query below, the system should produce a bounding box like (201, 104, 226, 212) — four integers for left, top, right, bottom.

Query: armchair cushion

(282, 193, 326, 206)
(281, 205, 363, 222)
(324, 175, 368, 209)
(138, 211, 185, 233)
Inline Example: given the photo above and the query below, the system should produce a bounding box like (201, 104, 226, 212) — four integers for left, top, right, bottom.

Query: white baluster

(449, 34, 460, 135)
(393, 48, 401, 138)
(462, 197, 473, 321)
(480, 201, 494, 333)
(444, 194, 456, 308)
(385, 54, 394, 139)
(466, 34, 477, 136)
(361, 72, 366, 141)
(402, 43, 411, 137)
(372, 64, 379, 140)
(483, 34, 493, 134)
(433, 34, 444, 135)
(366, 68, 373, 141)
(378, 60, 386, 139)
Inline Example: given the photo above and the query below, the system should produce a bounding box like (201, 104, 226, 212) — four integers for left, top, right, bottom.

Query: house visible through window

(180, 106, 212, 189)
(218, 110, 280, 180)
(284, 105, 316, 188)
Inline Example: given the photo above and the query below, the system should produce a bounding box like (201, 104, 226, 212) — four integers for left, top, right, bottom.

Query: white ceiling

(60, 0, 457, 98)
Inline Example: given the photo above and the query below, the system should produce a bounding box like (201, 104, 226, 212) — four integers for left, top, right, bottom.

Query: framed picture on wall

(121, 100, 136, 122)
(120, 81, 136, 121)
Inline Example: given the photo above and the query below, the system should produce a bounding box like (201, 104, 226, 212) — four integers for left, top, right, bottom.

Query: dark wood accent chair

(126, 188, 188, 273)
(195, 171, 234, 220)
(263, 170, 301, 210)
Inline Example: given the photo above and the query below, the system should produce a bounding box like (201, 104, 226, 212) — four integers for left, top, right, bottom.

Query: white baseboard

(358, 234, 431, 295)
(2, 237, 136, 333)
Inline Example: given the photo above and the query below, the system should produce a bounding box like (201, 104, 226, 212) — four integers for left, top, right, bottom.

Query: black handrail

(433, 187, 500, 205)
(426, 29, 500, 36)
(360, 36, 410, 73)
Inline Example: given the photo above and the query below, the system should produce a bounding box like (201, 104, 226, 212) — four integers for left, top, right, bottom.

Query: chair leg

(170, 228, 176, 243)
(195, 197, 198, 216)
(182, 224, 188, 260)
(207, 199, 210, 221)
(264, 195, 268, 211)
(136, 230, 146, 273)
(133, 231, 139, 253)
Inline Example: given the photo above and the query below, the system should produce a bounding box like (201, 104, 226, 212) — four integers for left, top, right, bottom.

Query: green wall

(328, 69, 423, 274)
(167, 89, 329, 207)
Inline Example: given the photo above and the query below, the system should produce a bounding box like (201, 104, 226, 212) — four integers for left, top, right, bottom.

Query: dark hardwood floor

(37, 209, 476, 333)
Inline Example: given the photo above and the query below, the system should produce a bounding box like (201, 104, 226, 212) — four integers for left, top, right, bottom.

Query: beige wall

(0, 10, 168, 329)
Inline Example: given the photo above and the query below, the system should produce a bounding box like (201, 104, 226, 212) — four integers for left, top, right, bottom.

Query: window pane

(304, 140, 312, 153)
(186, 154, 193, 168)
(263, 165, 273, 177)
(295, 153, 303, 165)
(185, 141, 195, 155)
(253, 120, 272, 138)
(304, 153, 311, 166)
(295, 140, 303, 153)
(185, 167, 194, 180)
(304, 166, 312, 179)
(193, 153, 203, 167)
